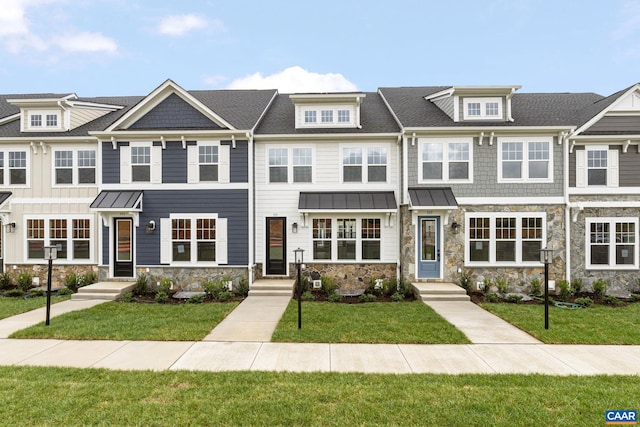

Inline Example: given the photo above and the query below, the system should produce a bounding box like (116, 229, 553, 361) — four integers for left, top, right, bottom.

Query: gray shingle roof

(189, 89, 277, 130)
(0, 93, 74, 119)
(255, 92, 400, 134)
(378, 86, 604, 128)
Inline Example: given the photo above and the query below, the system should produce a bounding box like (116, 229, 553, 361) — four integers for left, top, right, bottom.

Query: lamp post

(540, 247, 552, 330)
(44, 245, 58, 326)
(294, 248, 304, 330)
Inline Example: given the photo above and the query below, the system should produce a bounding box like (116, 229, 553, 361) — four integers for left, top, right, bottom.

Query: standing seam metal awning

(298, 191, 397, 212)
(90, 190, 143, 211)
(408, 188, 458, 209)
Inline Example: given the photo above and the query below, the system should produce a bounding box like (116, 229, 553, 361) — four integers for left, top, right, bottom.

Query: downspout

(563, 132, 571, 283)
(247, 131, 255, 286)
(397, 134, 403, 284)
(57, 100, 71, 131)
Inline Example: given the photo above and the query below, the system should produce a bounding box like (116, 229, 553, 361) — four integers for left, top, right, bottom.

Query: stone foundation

(7, 264, 99, 288)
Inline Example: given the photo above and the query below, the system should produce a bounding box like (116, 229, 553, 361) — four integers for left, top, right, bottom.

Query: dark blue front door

(418, 216, 440, 278)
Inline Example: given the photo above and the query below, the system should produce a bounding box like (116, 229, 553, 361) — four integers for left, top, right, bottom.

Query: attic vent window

(463, 98, 502, 120)
(30, 115, 42, 127)
(27, 110, 61, 130)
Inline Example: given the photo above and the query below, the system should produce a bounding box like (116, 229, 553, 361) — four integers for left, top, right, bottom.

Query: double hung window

(420, 140, 471, 182)
(268, 147, 313, 183)
(499, 138, 551, 181)
(342, 146, 388, 183)
(586, 218, 638, 269)
(26, 216, 93, 261)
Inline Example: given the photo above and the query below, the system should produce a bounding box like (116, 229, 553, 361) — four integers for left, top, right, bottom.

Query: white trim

(99, 183, 250, 191)
(574, 145, 619, 188)
(265, 144, 316, 184)
(497, 137, 554, 183)
(0, 148, 30, 188)
(24, 109, 62, 132)
(160, 213, 228, 267)
(23, 214, 95, 264)
(462, 97, 503, 120)
(51, 147, 98, 187)
(456, 197, 564, 205)
(418, 137, 473, 184)
(11, 197, 95, 204)
(340, 143, 390, 184)
(585, 217, 639, 270)
(574, 83, 640, 135)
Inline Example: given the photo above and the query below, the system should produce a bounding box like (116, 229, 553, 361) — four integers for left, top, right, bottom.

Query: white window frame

(418, 138, 473, 183)
(308, 214, 385, 262)
(160, 214, 227, 266)
(51, 148, 97, 186)
(497, 137, 553, 183)
(24, 215, 94, 263)
(463, 97, 502, 120)
(297, 105, 356, 128)
(26, 110, 62, 131)
(266, 146, 315, 184)
(120, 142, 162, 184)
(187, 141, 230, 184)
(464, 212, 546, 267)
(341, 144, 389, 183)
(0, 149, 30, 187)
(585, 217, 638, 270)
(575, 145, 619, 188)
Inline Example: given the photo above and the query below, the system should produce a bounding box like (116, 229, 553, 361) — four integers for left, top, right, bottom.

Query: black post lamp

(294, 248, 305, 329)
(540, 247, 553, 330)
(44, 245, 58, 326)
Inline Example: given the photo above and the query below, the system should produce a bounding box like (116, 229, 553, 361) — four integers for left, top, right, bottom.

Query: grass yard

(0, 366, 638, 426)
(0, 295, 70, 320)
(481, 302, 640, 344)
(272, 300, 470, 344)
(10, 301, 238, 341)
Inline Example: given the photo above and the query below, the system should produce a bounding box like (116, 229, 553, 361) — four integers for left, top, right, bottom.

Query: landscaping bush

(0, 272, 12, 290)
(320, 276, 338, 296)
(359, 293, 377, 303)
(397, 279, 414, 298)
(571, 278, 583, 294)
(484, 292, 500, 303)
(154, 291, 169, 304)
(57, 287, 73, 296)
(159, 278, 172, 294)
(391, 292, 405, 302)
(482, 278, 493, 294)
(557, 279, 571, 300)
(327, 293, 343, 303)
(82, 272, 97, 286)
(575, 297, 593, 308)
(495, 278, 509, 295)
(383, 278, 398, 297)
(28, 289, 45, 297)
(133, 274, 149, 296)
(202, 279, 226, 300)
(120, 292, 134, 303)
(187, 294, 204, 304)
(301, 291, 315, 302)
(529, 277, 542, 296)
(629, 294, 640, 303)
(16, 272, 33, 292)
(235, 279, 249, 297)
(366, 279, 385, 297)
(65, 273, 80, 293)
(4, 289, 24, 298)
(603, 295, 623, 306)
(217, 290, 234, 302)
(592, 279, 607, 301)
(458, 270, 473, 295)
(505, 294, 523, 304)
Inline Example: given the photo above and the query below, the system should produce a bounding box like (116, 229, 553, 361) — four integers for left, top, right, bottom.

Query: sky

(0, 0, 639, 97)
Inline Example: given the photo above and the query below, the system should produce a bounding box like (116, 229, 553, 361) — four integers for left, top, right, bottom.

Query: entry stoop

(71, 281, 136, 301)
(248, 279, 295, 297)
(412, 282, 470, 302)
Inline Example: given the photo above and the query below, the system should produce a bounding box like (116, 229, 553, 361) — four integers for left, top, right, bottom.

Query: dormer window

(30, 115, 42, 127)
(463, 98, 503, 120)
(291, 93, 365, 129)
(321, 110, 333, 123)
(304, 111, 317, 123)
(27, 110, 61, 130)
(338, 110, 350, 122)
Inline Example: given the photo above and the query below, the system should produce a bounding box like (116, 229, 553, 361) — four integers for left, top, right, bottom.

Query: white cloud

(157, 14, 217, 36)
(0, 0, 118, 55)
(226, 66, 358, 93)
(53, 32, 117, 53)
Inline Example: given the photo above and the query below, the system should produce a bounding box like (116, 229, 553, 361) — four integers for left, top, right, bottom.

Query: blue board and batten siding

(129, 93, 223, 130)
(162, 142, 188, 183)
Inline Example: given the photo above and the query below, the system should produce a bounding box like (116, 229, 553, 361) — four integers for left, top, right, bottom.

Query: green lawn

(0, 295, 70, 320)
(0, 366, 638, 426)
(481, 302, 640, 344)
(10, 301, 238, 341)
(272, 300, 470, 343)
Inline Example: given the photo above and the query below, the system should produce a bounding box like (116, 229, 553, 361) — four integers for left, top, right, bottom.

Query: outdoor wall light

(5, 222, 16, 233)
(146, 220, 156, 234)
(451, 221, 460, 234)
(292, 222, 298, 233)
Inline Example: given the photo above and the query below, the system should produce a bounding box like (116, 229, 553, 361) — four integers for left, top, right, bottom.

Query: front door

(418, 216, 440, 278)
(266, 217, 286, 275)
(114, 218, 134, 277)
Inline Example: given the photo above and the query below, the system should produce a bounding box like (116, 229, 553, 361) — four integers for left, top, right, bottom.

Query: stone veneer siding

(10, 265, 99, 288)
(569, 195, 640, 295)
(400, 204, 567, 294)
(253, 262, 397, 291)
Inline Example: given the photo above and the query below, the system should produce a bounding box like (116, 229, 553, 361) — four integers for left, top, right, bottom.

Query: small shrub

(133, 274, 149, 296)
(482, 278, 493, 294)
(359, 293, 377, 303)
(57, 287, 73, 296)
(217, 290, 233, 302)
(65, 273, 80, 293)
(367, 279, 385, 297)
(28, 289, 45, 297)
(301, 291, 315, 302)
(320, 276, 338, 296)
(203, 279, 226, 300)
(159, 278, 173, 294)
(571, 278, 583, 294)
(575, 297, 593, 308)
(16, 272, 33, 292)
(484, 292, 500, 303)
(529, 277, 541, 296)
(557, 279, 571, 300)
(4, 289, 24, 297)
(629, 294, 640, 303)
(495, 278, 509, 295)
(505, 294, 523, 304)
(383, 278, 398, 297)
(397, 279, 414, 298)
(82, 272, 97, 286)
(120, 292, 134, 303)
(154, 291, 169, 304)
(235, 279, 249, 297)
(390, 292, 405, 302)
(603, 295, 622, 306)
(187, 294, 204, 304)
(328, 293, 343, 303)
(458, 270, 473, 295)
(0, 272, 12, 290)
(592, 279, 607, 300)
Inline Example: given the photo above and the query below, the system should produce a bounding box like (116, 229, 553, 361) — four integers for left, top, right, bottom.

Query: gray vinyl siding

(135, 189, 248, 265)
(129, 93, 223, 130)
(102, 141, 124, 184)
(568, 147, 577, 187)
(223, 140, 249, 183)
(162, 141, 187, 183)
(432, 97, 454, 120)
(408, 136, 563, 197)
(569, 145, 640, 187)
(586, 116, 640, 134)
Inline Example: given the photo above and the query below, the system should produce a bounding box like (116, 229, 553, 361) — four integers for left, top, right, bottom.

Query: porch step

(411, 282, 470, 302)
(248, 279, 295, 297)
(71, 281, 136, 301)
